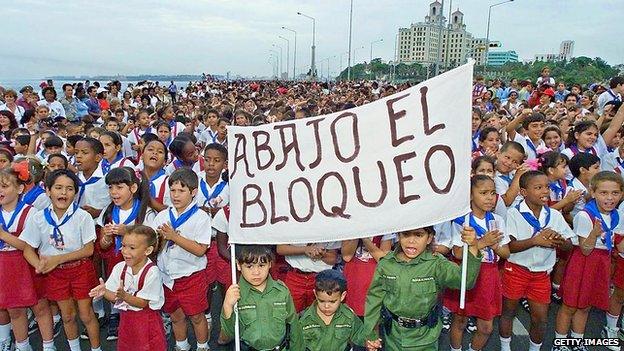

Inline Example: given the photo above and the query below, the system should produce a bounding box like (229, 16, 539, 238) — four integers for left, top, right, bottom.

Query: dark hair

(47, 153, 68, 168)
(471, 156, 496, 174)
(62, 83, 73, 91)
(168, 135, 194, 160)
(103, 167, 150, 226)
(235, 245, 274, 264)
(44, 135, 64, 148)
(569, 153, 601, 178)
(101, 131, 123, 147)
(125, 225, 162, 262)
(522, 113, 545, 129)
(609, 77, 624, 89)
(143, 138, 169, 161)
(15, 135, 30, 147)
(0, 149, 13, 163)
(168, 167, 198, 190)
(564, 93, 579, 103)
(155, 120, 172, 132)
(315, 269, 347, 294)
(537, 151, 569, 175)
(567, 121, 598, 147)
(478, 127, 499, 143)
(519, 170, 547, 189)
(41, 87, 57, 100)
(45, 169, 80, 191)
(66, 135, 83, 147)
(500, 141, 525, 156)
(0, 111, 18, 130)
(77, 137, 104, 155)
(542, 125, 562, 141)
(471, 174, 495, 189)
(204, 143, 227, 159)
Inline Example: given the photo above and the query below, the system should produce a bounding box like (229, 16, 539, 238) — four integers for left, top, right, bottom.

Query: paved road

(30, 286, 619, 350)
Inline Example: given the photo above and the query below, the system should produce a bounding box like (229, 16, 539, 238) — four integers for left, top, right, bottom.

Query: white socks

(500, 336, 511, 351)
(197, 341, 209, 349)
(0, 323, 10, 343)
(450, 347, 462, 351)
(68, 338, 81, 351)
(607, 313, 619, 329)
(555, 332, 567, 339)
(16, 338, 31, 351)
(528, 339, 542, 351)
(176, 339, 190, 351)
(570, 331, 583, 339)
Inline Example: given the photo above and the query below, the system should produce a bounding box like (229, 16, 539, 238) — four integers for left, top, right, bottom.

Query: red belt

(58, 258, 89, 269)
(290, 268, 316, 275)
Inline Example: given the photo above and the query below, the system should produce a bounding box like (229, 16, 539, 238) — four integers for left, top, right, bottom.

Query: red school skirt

(100, 242, 124, 278)
(444, 262, 502, 320)
(613, 255, 624, 290)
(343, 258, 377, 317)
(118, 308, 166, 351)
(559, 247, 610, 311)
(0, 250, 38, 309)
(205, 240, 232, 288)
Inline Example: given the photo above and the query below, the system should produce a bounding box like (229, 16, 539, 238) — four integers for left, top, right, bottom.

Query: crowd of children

(0, 73, 620, 351)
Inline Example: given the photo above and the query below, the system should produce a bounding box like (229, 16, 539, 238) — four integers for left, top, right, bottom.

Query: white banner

(227, 62, 473, 244)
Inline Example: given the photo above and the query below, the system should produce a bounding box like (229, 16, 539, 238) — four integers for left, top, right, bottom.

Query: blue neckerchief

(472, 130, 480, 151)
(77, 175, 101, 205)
(43, 204, 78, 250)
(608, 146, 615, 153)
(22, 186, 45, 205)
(526, 138, 538, 157)
(167, 204, 199, 247)
(101, 153, 124, 174)
(149, 169, 166, 198)
(569, 143, 596, 156)
(516, 202, 551, 236)
(200, 180, 226, 207)
(0, 202, 26, 249)
(608, 89, 622, 102)
(207, 129, 218, 144)
(498, 174, 513, 185)
(469, 212, 496, 262)
(111, 199, 141, 253)
(549, 180, 565, 200)
(584, 199, 619, 250)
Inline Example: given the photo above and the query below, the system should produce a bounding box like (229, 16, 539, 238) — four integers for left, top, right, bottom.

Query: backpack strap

(12, 205, 32, 235)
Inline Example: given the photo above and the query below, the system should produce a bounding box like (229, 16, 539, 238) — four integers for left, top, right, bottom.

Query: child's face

(47, 157, 66, 172)
(526, 121, 545, 141)
(471, 179, 496, 213)
(65, 143, 75, 156)
(157, 126, 171, 142)
(106, 122, 119, 132)
(121, 233, 153, 268)
(398, 229, 433, 260)
(142, 141, 166, 169)
(484, 116, 501, 130)
(575, 126, 598, 149)
(592, 180, 622, 213)
(520, 175, 549, 207)
(581, 162, 601, 180)
(471, 114, 481, 132)
(206, 113, 219, 127)
(479, 131, 500, 152)
(46, 175, 77, 211)
(99, 135, 120, 160)
(473, 161, 495, 178)
(544, 130, 561, 151)
(169, 181, 196, 210)
(235, 114, 248, 126)
(610, 132, 622, 149)
(0, 178, 23, 207)
(74, 140, 101, 173)
(109, 183, 137, 208)
(181, 142, 198, 163)
(35, 108, 49, 119)
(101, 110, 111, 120)
(496, 149, 524, 174)
(238, 260, 271, 288)
(548, 160, 567, 180)
(314, 290, 346, 317)
(204, 149, 226, 180)
(14, 142, 28, 155)
(217, 121, 228, 138)
(0, 155, 11, 170)
(138, 113, 150, 127)
(45, 146, 62, 155)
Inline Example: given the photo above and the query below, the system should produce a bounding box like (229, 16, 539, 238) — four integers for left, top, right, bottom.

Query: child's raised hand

(460, 225, 478, 247)
(533, 228, 558, 248)
(480, 230, 503, 248)
(158, 223, 178, 242)
(89, 278, 106, 299)
(590, 220, 604, 238)
(562, 189, 583, 205)
(514, 164, 529, 178)
(102, 224, 115, 237)
(223, 284, 241, 310)
(365, 338, 382, 350)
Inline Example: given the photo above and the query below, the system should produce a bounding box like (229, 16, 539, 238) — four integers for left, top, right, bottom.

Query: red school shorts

(46, 259, 98, 301)
(502, 261, 551, 304)
(162, 270, 208, 316)
(205, 242, 232, 289)
(284, 269, 317, 313)
(613, 255, 624, 290)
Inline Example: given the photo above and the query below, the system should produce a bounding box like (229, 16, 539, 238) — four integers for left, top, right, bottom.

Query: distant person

(0, 89, 25, 121)
(168, 81, 177, 102)
(597, 76, 623, 114)
(37, 87, 66, 118)
(84, 86, 102, 122)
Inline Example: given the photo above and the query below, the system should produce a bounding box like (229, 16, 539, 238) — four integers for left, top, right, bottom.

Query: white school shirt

(121, 135, 134, 159)
(77, 165, 111, 210)
(168, 121, 187, 139)
(0, 204, 36, 252)
(513, 133, 545, 161)
(164, 158, 203, 176)
(597, 89, 622, 115)
(573, 210, 624, 251)
(212, 207, 228, 234)
(200, 128, 219, 145)
(433, 221, 453, 249)
(350, 234, 396, 262)
(108, 156, 136, 171)
(96, 206, 156, 227)
(105, 260, 164, 311)
(150, 171, 172, 206)
(451, 213, 509, 263)
(285, 242, 342, 273)
(505, 201, 574, 272)
(195, 172, 229, 209)
(23, 187, 52, 211)
(569, 177, 588, 219)
(561, 135, 609, 163)
(495, 171, 522, 208)
(151, 202, 212, 288)
(494, 195, 508, 220)
(600, 149, 622, 173)
(127, 127, 153, 147)
(20, 206, 96, 256)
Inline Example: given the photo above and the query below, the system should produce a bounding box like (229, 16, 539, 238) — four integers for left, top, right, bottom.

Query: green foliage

(336, 60, 427, 82)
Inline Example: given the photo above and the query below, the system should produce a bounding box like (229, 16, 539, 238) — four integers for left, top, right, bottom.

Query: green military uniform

(361, 249, 482, 350)
(300, 302, 364, 351)
(221, 276, 303, 351)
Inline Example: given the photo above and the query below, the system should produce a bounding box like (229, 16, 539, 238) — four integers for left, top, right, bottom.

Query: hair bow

(11, 161, 30, 182)
(535, 146, 551, 157)
(524, 159, 541, 171)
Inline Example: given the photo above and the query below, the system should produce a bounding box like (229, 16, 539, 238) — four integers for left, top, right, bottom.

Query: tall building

(397, 1, 489, 67)
(487, 50, 519, 66)
(559, 40, 575, 61)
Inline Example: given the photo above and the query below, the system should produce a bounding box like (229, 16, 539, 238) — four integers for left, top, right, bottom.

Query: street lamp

(272, 44, 283, 79)
(485, 0, 514, 65)
(278, 35, 290, 80)
(370, 38, 383, 63)
(297, 11, 316, 80)
(282, 26, 297, 80)
(347, 0, 354, 81)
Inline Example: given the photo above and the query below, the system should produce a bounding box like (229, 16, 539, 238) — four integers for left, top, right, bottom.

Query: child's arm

(359, 267, 385, 346)
(500, 165, 528, 207)
(276, 244, 325, 260)
(216, 231, 230, 261)
(0, 229, 27, 251)
(99, 224, 116, 251)
(549, 190, 583, 211)
(285, 295, 303, 351)
(504, 108, 530, 141)
(320, 249, 338, 266)
(38, 242, 94, 274)
(578, 221, 603, 256)
(89, 278, 117, 303)
(341, 240, 359, 262)
(115, 287, 149, 309)
(602, 103, 624, 145)
(159, 223, 209, 257)
(436, 227, 481, 290)
(508, 228, 558, 253)
(220, 284, 240, 338)
(362, 238, 392, 262)
(22, 244, 41, 269)
(616, 235, 624, 254)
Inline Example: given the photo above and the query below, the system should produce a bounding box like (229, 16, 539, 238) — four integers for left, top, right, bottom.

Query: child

(221, 245, 303, 350)
(165, 134, 204, 175)
(199, 109, 220, 145)
(197, 143, 229, 210)
(89, 225, 166, 351)
(361, 226, 481, 350)
(300, 269, 365, 350)
(97, 167, 155, 340)
(472, 127, 500, 159)
(542, 125, 564, 152)
(14, 135, 30, 159)
(569, 153, 602, 219)
(562, 107, 624, 162)
(505, 111, 546, 160)
(341, 235, 394, 317)
(495, 141, 526, 207)
(127, 109, 152, 159)
(498, 171, 574, 351)
(21, 169, 102, 351)
(447, 175, 510, 351)
(0, 149, 12, 171)
(0, 166, 55, 351)
(158, 106, 186, 138)
(99, 131, 135, 174)
(471, 108, 482, 152)
(214, 117, 229, 148)
(472, 156, 495, 179)
(151, 168, 211, 351)
(65, 135, 82, 169)
(46, 153, 68, 173)
(16, 157, 50, 210)
(155, 121, 173, 149)
(141, 138, 171, 211)
(75, 137, 110, 218)
(38, 135, 64, 163)
(555, 171, 624, 349)
(537, 151, 582, 212)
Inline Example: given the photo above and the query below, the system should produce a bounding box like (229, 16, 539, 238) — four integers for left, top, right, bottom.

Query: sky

(0, 0, 622, 79)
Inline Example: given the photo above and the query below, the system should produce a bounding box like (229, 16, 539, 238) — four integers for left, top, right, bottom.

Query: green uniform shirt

(360, 249, 482, 349)
(300, 302, 364, 351)
(220, 276, 303, 351)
